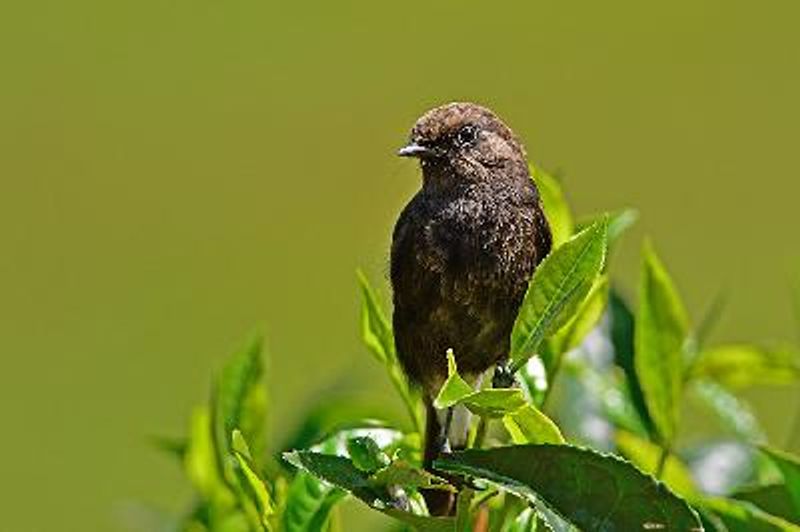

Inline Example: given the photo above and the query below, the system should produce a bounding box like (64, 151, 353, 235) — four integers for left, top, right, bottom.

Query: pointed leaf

(511, 218, 608, 371)
(282, 472, 346, 532)
(283, 429, 412, 530)
(609, 289, 656, 436)
(635, 242, 689, 443)
(433, 350, 475, 409)
(761, 447, 800, 517)
(577, 208, 638, 258)
(184, 407, 232, 504)
(213, 333, 267, 470)
(283, 451, 393, 506)
(461, 389, 528, 418)
(284, 450, 455, 531)
(346, 436, 391, 472)
(435, 445, 702, 531)
(733, 484, 800, 525)
(689, 345, 800, 390)
(433, 354, 562, 436)
(504, 507, 540, 532)
(309, 425, 408, 459)
(357, 269, 396, 364)
(454, 488, 474, 532)
(503, 405, 565, 445)
(615, 430, 699, 501)
(382, 509, 456, 532)
(371, 460, 450, 490)
(551, 275, 609, 354)
(532, 167, 574, 247)
(357, 270, 424, 432)
(232, 430, 275, 529)
(703, 497, 800, 532)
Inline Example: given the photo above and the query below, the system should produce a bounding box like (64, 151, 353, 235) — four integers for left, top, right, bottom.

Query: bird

(390, 102, 552, 513)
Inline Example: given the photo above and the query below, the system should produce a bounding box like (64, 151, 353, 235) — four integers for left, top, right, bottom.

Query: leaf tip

(281, 450, 303, 470)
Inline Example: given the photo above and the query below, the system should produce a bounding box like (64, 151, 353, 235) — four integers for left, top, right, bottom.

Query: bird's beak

(397, 142, 432, 158)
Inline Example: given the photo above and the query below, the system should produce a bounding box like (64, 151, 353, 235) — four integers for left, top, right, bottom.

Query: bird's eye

(455, 125, 477, 147)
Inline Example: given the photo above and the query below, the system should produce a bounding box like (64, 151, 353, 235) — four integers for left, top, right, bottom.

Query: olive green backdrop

(1, 1, 799, 530)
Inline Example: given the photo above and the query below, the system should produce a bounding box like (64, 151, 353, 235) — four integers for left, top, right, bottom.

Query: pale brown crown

(409, 102, 526, 159)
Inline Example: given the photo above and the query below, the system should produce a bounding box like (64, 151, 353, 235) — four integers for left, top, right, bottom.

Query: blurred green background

(2, 1, 799, 530)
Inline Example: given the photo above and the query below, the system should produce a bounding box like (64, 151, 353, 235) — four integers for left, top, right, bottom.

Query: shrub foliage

(147, 168, 800, 531)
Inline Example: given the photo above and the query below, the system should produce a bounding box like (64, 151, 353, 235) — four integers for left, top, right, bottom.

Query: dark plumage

(390, 103, 552, 484)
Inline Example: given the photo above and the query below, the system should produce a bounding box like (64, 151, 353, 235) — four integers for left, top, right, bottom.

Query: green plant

(147, 167, 800, 531)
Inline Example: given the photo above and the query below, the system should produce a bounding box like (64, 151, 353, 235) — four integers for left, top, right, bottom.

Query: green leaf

(300, 425, 411, 468)
(231, 430, 275, 530)
(550, 274, 609, 354)
(347, 436, 391, 472)
(635, 241, 689, 443)
(382, 509, 456, 532)
(733, 484, 800, 525)
(283, 451, 393, 506)
(432, 350, 520, 415)
(615, 430, 699, 501)
(435, 444, 702, 531)
(284, 450, 455, 531)
(761, 447, 800, 517)
(609, 289, 656, 436)
(577, 207, 638, 258)
(357, 269, 396, 364)
(531, 167, 574, 247)
(510, 218, 608, 371)
(213, 333, 267, 472)
(282, 472, 346, 532)
(454, 488, 474, 532)
(184, 407, 233, 505)
(433, 349, 475, 409)
(433, 353, 563, 439)
(703, 497, 800, 532)
(460, 388, 528, 418)
(357, 270, 424, 433)
(371, 460, 450, 490)
(688, 345, 800, 390)
(503, 405, 565, 445)
(502, 507, 540, 532)
(692, 380, 766, 442)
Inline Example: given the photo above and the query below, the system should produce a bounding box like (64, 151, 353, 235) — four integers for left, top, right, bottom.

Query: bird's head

(398, 102, 528, 187)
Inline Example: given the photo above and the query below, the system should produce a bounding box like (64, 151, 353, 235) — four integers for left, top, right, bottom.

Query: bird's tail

(422, 402, 472, 515)
(423, 403, 472, 466)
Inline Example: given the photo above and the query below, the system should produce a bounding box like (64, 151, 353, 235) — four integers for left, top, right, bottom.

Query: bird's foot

(492, 361, 516, 388)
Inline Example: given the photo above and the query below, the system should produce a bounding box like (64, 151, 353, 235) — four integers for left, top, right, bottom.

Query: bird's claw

(492, 362, 516, 388)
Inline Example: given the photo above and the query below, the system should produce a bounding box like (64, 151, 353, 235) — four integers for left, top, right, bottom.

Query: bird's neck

(420, 159, 528, 194)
